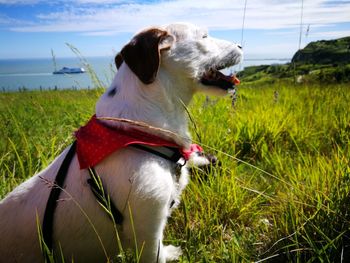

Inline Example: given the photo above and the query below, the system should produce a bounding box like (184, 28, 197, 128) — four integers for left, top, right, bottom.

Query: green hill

(292, 36, 350, 64)
(239, 36, 350, 84)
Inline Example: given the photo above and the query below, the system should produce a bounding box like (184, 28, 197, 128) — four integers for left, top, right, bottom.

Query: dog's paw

(164, 245, 182, 261)
(189, 152, 220, 178)
(188, 151, 220, 168)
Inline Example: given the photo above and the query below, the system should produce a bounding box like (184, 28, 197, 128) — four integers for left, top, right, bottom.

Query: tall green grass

(0, 89, 102, 197)
(0, 83, 349, 262)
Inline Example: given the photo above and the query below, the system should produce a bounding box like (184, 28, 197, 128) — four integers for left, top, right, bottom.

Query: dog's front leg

(119, 168, 182, 262)
(121, 200, 181, 262)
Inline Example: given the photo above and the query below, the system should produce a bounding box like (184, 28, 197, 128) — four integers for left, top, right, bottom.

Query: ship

(53, 67, 86, 74)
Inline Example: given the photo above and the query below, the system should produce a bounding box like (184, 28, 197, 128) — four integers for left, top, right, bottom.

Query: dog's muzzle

(201, 69, 240, 90)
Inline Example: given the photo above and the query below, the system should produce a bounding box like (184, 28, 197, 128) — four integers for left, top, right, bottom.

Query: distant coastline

(0, 56, 290, 92)
(238, 36, 350, 84)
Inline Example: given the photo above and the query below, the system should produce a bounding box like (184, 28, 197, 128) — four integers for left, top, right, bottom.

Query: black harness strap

(87, 167, 123, 224)
(42, 140, 77, 253)
(42, 141, 124, 256)
(42, 140, 183, 259)
(132, 145, 183, 163)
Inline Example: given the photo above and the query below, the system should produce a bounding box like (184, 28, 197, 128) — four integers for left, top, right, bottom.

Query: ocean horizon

(0, 56, 290, 92)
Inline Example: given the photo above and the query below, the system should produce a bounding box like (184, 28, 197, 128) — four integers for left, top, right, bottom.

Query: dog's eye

(202, 34, 208, 39)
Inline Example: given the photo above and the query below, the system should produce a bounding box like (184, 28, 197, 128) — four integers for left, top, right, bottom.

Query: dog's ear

(115, 53, 123, 70)
(119, 28, 174, 84)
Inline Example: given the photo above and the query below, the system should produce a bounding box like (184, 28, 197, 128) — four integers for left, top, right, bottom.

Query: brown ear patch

(119, 28, 173, 84)
(115, 53, 123, 70)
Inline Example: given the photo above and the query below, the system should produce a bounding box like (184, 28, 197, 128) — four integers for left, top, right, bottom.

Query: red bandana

(75, 115, 202, 169)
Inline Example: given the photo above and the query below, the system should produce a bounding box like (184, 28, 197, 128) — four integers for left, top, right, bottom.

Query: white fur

(0, 23, 242, 263)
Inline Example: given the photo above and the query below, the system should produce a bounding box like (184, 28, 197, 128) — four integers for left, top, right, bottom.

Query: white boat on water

(53, 67, 85, 74)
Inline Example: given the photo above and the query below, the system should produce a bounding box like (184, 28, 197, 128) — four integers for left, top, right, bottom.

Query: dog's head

(115, 23, 243, 96)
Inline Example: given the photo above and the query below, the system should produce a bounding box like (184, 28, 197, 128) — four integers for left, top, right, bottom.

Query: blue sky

(0, 0, 349, 59)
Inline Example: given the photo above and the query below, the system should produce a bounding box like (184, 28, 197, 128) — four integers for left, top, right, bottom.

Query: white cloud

(5, 0, 350, 39)
(309, 30, 350, 39)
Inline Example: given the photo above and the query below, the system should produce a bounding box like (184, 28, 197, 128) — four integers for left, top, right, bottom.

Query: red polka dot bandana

(75, 115, 201, 169)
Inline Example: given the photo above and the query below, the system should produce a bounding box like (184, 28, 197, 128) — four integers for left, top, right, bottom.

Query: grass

(0, 82, 349, 262)
(0, 89, 102, 197)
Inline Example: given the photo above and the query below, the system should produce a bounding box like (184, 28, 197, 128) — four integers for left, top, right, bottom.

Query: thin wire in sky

(241, 0, 248, 47)
(298, 0, 304, 50)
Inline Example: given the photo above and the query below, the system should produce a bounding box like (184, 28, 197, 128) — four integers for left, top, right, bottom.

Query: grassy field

(1, 83, 349, 262)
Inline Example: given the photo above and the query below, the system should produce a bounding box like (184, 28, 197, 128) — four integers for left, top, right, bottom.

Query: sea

(0, 57, 290, 92)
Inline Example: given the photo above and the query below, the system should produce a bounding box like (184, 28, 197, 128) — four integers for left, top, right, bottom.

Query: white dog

(0, 23, 242, 263)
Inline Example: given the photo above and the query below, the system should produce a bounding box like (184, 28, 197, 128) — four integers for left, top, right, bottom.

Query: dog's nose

(237, 44, 242, 49)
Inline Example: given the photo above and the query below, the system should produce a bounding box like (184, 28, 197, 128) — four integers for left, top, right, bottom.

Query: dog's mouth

(200, 68, 240, 90)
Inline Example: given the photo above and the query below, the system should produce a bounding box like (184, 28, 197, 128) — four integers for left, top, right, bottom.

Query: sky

(0, 0, 349, 59)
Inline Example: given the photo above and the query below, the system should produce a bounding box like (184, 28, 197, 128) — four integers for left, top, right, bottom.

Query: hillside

(239, 36, 350, 83)
(292, 36, 350, 64)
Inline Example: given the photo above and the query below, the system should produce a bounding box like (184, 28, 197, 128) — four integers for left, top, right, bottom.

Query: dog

(0, 23, 242, 263)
